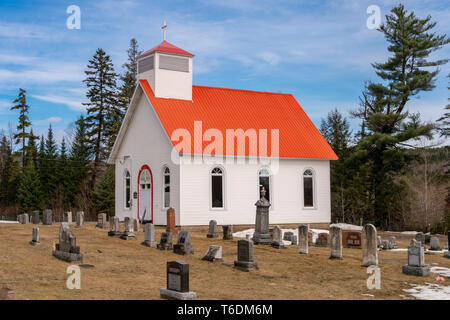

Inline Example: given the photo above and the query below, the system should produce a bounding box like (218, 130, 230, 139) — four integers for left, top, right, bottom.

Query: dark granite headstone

(160, 261, 196, 300)
(42, 209, 52, 225)
(157, 232, 173, 250)
(222, 225, 233, 240)
(234, 239, 258, 271)
(173, 231, 194, 255)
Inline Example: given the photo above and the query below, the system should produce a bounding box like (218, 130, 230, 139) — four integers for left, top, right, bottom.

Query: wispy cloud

(32, 95, 85, 111)
(34, 117, 63, 126)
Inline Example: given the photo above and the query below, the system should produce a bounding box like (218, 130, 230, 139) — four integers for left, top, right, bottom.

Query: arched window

(140, 169, 151, 190)
(303, 169, 314, 208)
(258, 168, 271, 203)
(163, 166, 170, 209)
(124, 170, 131, 209)
(211, 167, 224, 209)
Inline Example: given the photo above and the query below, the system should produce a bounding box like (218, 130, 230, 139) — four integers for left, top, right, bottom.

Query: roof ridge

(193, 85, 292, 96)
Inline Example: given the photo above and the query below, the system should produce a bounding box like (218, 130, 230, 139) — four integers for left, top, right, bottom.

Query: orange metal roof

(139, 79, 338, 159)
(139, 40, 194, 58)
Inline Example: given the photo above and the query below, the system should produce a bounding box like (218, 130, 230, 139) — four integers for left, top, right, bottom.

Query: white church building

(108, 32, 338, 226)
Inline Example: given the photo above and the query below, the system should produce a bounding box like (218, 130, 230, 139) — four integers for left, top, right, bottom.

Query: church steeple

(136, 21, 194, 101)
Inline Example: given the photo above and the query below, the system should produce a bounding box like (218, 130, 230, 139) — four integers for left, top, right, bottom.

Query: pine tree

(108, 39, 142, 152)
(17, 160, 43, 213)
(26, 128, 38, 168)
(10, 88, 31, 171)
(41, 125, 58, 206)
(352, 4, 449, 229)
(437, 74, 450, 138)
(83, 48, 118, 187)
(91, 165, 115, 214)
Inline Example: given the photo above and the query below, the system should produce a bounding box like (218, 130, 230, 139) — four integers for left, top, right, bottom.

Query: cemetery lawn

(0, 223, 449, 300)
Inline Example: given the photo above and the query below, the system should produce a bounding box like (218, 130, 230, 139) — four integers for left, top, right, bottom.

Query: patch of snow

(403, 283, 450, 300)
(0, 221, 18, 224)
(385, 231, 418, 235)
(387, 248, 408, 252)
(361, 293, 374, 297)
(431, 266, 450, 278)
(233, 227, 329, 245)
(329, 223, 362, 231)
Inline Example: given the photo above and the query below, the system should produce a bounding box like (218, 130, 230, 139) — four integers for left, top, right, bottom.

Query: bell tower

(137, 21, 194, 101)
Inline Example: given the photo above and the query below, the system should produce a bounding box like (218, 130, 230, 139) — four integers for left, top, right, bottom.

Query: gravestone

(18, 213, 29, 224)
(424, 233, 431, 245)
(29, 227, 40, 246)
(52, 222, 83, 263)
(415, 232, 425, 247)
(234, 239, 259, 271)
(402, 239, 430, 276)
(362, 224, 378, 266)
(173, 231, 194, 255)
(329, 226, 343, 260)
(157, 232, 173, 250)
(291, 235, 298, 245)
(202, 245, 223, 262)
(342, 231, 362, 248)
(206, 220, 219, 238)
(381, 240, 390, 250)
(120, 217, 136, 240)
(316, 233, 329, 246)
(108, 216, 121, 237)
(271, 226, 286, 249)
(64, 211, 72, 225)
(133, 218, 140, 232)
(388, 236, 398, 249)
(283, 231, 294, 241)
(445, 231, 450, 259)
(429, 237, 440, 251)
(298, 224, 309, 254)
(377, 236, 382, 248)
(76, 211, 84, 227)
(222, 225, 233, 240)
(96, 213, 108, 229)
(160, 261, 196, 300)
(32, 210, 40, 224)
(252, 187, 271, 245)
(308, 230, 313, 245)
(142, 223, 156, 247)
(166, 208, 178, 235)
(42, 209, 52, 225)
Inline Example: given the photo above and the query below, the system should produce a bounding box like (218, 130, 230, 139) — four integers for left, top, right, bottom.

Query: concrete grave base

(271, 242, 287, 249)
(120, 233, 137, 240)
(160, 288, 196, 300)
(29, 241, 40, 246)
(206, 233, 218, 238)
(108, 231, 123, 238)
(52, 250, 83, 263)
(233, 260, 259, 272)
(424, 250, 440, 255)
(173, 244, 194, 255)
(252, 234, 271, 245)
(157, 244, 173, 250)
(141, 240, 157, 247)
(402, 265, 430, 277)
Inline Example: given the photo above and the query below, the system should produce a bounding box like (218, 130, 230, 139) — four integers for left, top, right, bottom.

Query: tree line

(319, 5, 449, 232)
(0, 39, 141, 219)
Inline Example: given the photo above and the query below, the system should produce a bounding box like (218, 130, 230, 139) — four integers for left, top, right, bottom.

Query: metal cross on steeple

(161, 20, 168, 41)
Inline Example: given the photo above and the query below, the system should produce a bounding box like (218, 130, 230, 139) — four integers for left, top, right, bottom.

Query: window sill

(302, 206, 317, 210)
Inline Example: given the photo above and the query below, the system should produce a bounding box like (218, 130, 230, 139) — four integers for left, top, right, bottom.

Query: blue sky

(0, 0, 449, 145)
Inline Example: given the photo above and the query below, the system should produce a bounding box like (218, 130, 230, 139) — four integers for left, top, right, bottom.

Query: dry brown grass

(0, 222, 449, 300)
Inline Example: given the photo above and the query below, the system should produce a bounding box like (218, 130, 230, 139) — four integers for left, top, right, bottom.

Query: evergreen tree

(17, 160, 43, 213)
(91, 165, 115, 214)
(437, 74, 450, 138)
(10, 88, 31, 171)
(58, 137, 71, 209)
(352, 4, 449, 228)
(83, 48, 118, 187)
(26, 128, 38, 168)
(41, 125, 59, 206)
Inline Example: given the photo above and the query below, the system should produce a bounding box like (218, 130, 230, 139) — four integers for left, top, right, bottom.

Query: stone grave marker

(329, 226, 343, 259)
(429, 237, 440, 251)
(160, 261, 196, 300)
(222, 225, 233, 240)
(377, 236, 382, 248)
(133, 218, 140, 232)
(53, 222, 83, 263)
(157, 232, 173, 250)
(316, 233, 329, 247)
(96, 213, 108, 229)
(166, 207, 178, 235)
(234, 239, 259, 271)
(388, 236, 398, 249)
(362, 224, 378, 266)
(291, 235, 298, 245)
(76, 211, 84, 227)
(271, 226, 286, 249)
(18, 213, 29, 224)
(108, 216, 121, 237)
(343, 231, 362, 248)
(206, 220, 219, 238)
(142, 223, 157, 247)
(174, 231, 194, 255)
(120, 217, 136, 240)
(64, 211, 72, 225)
(42, 210, 52, 225)
(298, 224, 309, 254)
(202, 245, 223, 262)
(283, 231, 294, 241)
(32, 210, 40, 224)
(415, 232, 425, 247)
(445, 231, 450, 258)
(252, 187, 271, 245)
(402, 239, 430, 276)
(29, 227, 40, 246)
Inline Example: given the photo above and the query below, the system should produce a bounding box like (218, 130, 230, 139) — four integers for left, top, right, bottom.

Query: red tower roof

(139, 40, 194, 58)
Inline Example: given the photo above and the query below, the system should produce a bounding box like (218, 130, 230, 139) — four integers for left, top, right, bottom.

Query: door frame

(137, 164, 153, 223)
